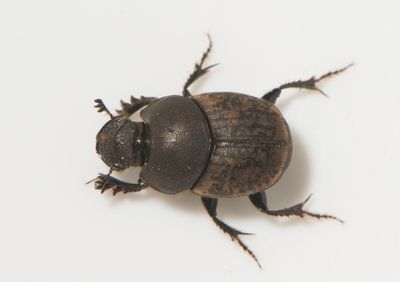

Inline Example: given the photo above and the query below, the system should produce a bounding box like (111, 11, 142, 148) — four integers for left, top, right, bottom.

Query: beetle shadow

(261, 130, 311, 209)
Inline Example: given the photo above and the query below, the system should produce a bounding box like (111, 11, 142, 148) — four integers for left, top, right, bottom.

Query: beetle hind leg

(182, 34, 218, 97)
(262, 64, 353, 104)
(249, 192, 343, 223)
(201, 197, 261, 268)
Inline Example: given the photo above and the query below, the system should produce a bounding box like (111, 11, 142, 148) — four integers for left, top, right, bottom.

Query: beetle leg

(201, 197, 261, 268)
(262, 63, 353, 104)
(116, 96, 157, 116)
(249, 192, 343, 223)
(87, 174, 148, 196)
(182, 34, 218, 97)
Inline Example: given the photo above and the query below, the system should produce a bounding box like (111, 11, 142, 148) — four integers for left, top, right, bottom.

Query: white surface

(1, 0, 399, 281)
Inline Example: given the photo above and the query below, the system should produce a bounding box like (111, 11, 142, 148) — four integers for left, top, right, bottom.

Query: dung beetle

(89, 35, 350, 267)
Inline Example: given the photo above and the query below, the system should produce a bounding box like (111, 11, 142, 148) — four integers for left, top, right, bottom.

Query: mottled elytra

(89, 35, 351, 268)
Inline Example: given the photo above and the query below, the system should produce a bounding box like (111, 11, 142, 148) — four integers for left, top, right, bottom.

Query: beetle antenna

(94, 99, 114, 119)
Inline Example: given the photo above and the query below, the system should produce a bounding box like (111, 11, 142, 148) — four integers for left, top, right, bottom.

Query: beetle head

(96, 116, 145, 171)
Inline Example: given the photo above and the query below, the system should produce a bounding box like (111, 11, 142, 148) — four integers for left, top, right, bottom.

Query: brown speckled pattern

(191, 92, 292, 198)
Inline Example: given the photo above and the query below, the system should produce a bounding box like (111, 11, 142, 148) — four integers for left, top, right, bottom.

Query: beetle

(89, 35, 350, 267)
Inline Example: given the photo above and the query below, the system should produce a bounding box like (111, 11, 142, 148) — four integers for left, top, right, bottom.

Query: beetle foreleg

(249, 192, 343, 223)
(87, 174, 148, 196)
(116, 96, 157, 116)
(182, 34, 218, 97)
(262, 63, 353, 104)
(201, 197, 261, 268)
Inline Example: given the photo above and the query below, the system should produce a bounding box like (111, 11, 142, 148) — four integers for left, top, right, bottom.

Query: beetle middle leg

(249, 192, 343, 223)
(262, 64, 353, 104)
(201, 197, 261, 268)
(88, 173, 148, 196)
(182, 34, 218, 97)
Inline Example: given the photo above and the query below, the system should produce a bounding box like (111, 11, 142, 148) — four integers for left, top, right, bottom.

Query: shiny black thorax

(139, 95, 211, 194)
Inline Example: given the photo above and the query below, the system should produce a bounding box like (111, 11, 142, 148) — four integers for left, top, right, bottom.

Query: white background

(1, 0, 399, 281)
